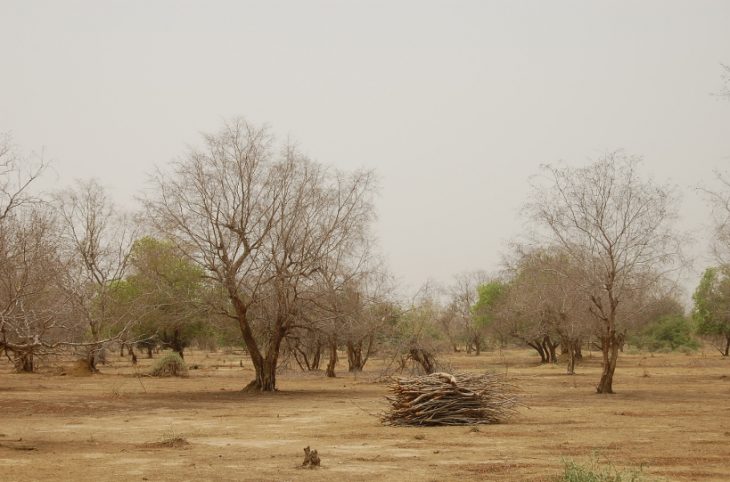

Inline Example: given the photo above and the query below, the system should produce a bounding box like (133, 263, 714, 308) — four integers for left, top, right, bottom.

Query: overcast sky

(1, 1, 729, 295)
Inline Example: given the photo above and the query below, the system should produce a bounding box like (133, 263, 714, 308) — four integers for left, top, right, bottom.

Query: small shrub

(143, 429, 190, 448)
(150, 353, 188, 377)
(558, 455, 649, 482)
(159, 428, 189, 447)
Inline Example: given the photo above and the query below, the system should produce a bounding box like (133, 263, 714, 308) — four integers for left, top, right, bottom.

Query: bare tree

(146, 119, 376, 391)
(437, 301, 465, 353)
(55, 179, 137, 371)
(447, 271, 490, 355)
(0, 133, 46, 224)
(703, 170, 730, 265)
(527, 152, 683, 393)
(0, 137, 69, 371)
(501, 246, 591, 373)
(0, 206, 77, 371)
(493, 270, 559, 364)
(381, 282, 448, 375)
(343, 268, 395, 373)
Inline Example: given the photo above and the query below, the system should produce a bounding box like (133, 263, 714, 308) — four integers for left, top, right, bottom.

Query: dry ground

(0, 348, 728, 481)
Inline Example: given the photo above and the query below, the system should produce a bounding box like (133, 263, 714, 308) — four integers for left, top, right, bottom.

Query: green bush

(149, 352, 188, 377)
(631, 315, 699, 352)
(558, 455, 649, 482)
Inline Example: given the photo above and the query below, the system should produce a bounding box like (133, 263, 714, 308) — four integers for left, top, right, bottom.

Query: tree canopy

(693, 266, 730, 356)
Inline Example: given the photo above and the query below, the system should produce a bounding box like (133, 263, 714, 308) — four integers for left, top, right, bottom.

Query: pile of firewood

(382, 372, 519, 426)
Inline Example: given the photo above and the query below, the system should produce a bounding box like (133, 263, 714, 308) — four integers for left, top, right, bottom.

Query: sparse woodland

(2, 3, 730, 479)
(1, 113, 729, 398)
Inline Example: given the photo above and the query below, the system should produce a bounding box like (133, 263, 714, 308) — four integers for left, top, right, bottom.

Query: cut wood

(381, 372, 519, 426)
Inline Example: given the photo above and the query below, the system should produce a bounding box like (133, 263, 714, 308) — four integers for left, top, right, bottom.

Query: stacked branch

(382, 372, 519, 426)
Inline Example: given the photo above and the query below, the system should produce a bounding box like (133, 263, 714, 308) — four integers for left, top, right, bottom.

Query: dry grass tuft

(149, 353, 188, 378)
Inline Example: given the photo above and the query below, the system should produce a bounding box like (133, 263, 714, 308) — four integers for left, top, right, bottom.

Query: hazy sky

(1, 1, 729, 294)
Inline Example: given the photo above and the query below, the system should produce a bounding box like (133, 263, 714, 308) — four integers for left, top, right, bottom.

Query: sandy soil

(0, 348, 728, 481)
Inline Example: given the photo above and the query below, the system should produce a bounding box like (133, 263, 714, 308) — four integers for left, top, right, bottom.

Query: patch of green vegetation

(631, 315, 700, 353)
(557, 454, 653, 482)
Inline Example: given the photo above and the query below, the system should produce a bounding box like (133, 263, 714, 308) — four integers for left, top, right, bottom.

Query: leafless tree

(145, 119, 376, 391)
(437, 301, 465, 353)
(527, 152, 684, 393)
(447, 271, 490, 355)
(54, 179, 137, 371)
(0, 206, 78, 371)
(380, 282, 448, 375)
(313, 274, 361, 378)
(500, 246, 592, 373)
(0, 133, 46, 224)
(343, 268, 396, 372)
(493, 272, 558, 363)
(286, 258, 394, 377)
(0, 137, 71, 371)
(702, 170, 730, 265)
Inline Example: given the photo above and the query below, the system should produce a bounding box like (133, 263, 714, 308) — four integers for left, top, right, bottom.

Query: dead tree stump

(302, 446, 320, 468)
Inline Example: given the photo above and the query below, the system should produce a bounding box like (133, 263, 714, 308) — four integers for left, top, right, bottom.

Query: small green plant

(558, 454, 650, 482)
(149, 352, 188, 377)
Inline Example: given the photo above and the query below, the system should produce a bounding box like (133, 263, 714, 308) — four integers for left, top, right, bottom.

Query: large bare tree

(527, 152, 683, 393)
(146, 119, 376, 391)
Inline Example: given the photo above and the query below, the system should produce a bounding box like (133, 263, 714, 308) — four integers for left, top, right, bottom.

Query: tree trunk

(574, 340, 583, 361)
(596, 332, 622, 394)
(409, 347, 436, 374)
(361, 334, 375, 369)
(245, 356, 277, 391)
(527, 341, 548, 363)
(86, 348, 99, 373)
(543, 336, 558, 364)
(325, 337, 337, 378)
(566, 341, 576, 375)
(311, 341, 322, 370)
(244, 327, 284, 392)
(232, 296, 280, 392)
(291, 343, 310, 371)
(347, 340, 363, 372)
(346, 335, 374, 372)
(167, 328, 185, 359)
(723, 336, 730, 357)
(14, 352, 34, 373)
